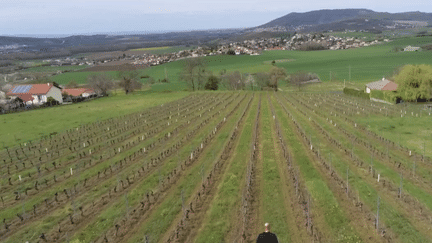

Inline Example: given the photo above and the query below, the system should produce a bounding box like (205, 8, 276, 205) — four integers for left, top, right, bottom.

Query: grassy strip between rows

(0, 100, 198, 222)
(3, 94, 237, 242)
(296, 93, 432, 221)
(308, 97, 432, 224)
(69, 94, 247, 242)
(285, 95, 429, 242)
(311, 95, 432, 182)
(193, 95, 258, 242)
(0, 92, 191, 148)
(259, 96, 291, 242)
(272, 95, 362, 243)
(125, 95, 250, 243)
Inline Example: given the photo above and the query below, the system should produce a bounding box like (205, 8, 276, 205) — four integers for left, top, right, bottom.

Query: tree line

(178, 57, 297, 91)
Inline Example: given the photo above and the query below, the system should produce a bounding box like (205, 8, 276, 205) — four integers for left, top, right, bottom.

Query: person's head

(265, 222, 270, 232)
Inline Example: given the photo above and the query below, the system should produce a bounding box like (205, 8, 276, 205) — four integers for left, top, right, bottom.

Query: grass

(50, 70, 118, 85)
(0, 92, 189, 148)
(22, 65, 89, 73)
(283, 93, 431, 242)
(5, 94, 233, 243)
(273, 95, 362, 242)
(259, 96, 291, 242)
(48, 36, 432, 91)
(356, 114, 432, 158)
(129, 46, 195, 55)
(125, 95, 249, 243)
(194, 95, 258, 242)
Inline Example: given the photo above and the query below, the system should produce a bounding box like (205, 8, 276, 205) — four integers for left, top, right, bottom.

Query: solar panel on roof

(12, 85, 32, 94)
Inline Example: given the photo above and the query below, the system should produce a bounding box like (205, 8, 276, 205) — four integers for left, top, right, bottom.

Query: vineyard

(1, 92, 432, 242)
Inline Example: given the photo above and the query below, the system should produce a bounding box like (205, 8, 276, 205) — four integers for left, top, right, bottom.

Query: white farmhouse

(404, 45, 420, 51)
(7, 83, 63, 105)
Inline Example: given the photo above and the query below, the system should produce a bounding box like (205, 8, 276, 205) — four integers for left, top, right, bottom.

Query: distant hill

(256, 9, 432, 32)
(258, 9, 374, 28)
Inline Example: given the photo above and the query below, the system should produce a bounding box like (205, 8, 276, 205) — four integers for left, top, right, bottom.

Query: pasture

(0, 91, 431, 243)
(129, 46, 195, 55)
(0, 92, 189, 148)
(48, 36, 432, 92)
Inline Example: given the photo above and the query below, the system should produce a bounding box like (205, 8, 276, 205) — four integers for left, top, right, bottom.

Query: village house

(404, 45, 421, 51)
(62, 88, 96, 98)
(365, 78, 398, 93)
(6, 83, 63, 105)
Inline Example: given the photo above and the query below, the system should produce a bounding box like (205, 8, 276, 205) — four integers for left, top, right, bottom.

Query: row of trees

(86, 69, 142, 96)
(179, 57, 290, 91)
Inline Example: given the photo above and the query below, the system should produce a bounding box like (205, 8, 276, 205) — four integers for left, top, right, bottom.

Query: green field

(129, 45, 195, 55)
(2, 91, 432, 242)
(3, 33, 432, 243)
(0, 91, 189, 148)
(22, 65, 89, 73)
(51, 70, 119, 85)
(49, 36, 432, 92)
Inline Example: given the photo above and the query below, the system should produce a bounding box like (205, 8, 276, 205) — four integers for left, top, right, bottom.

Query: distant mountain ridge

(256, 9, 432, 31)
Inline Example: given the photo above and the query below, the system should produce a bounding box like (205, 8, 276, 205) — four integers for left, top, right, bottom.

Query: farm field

(129, 46, 195, 55)
(49, 36, 432, 91)
(1, 91, 431, 243)
(0, 91, 189, 148)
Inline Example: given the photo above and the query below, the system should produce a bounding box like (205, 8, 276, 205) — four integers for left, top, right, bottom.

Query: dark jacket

(256, 232, 279, 243)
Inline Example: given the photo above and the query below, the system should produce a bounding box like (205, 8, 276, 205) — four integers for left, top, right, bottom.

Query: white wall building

(7, 83, 63, 105)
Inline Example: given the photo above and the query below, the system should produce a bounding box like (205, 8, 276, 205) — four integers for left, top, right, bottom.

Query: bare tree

(268, 66, 287, 91)
(66, 80, 79, 88)
(117, 69, 142, 94)
(221, 71, 245, 90)
(254, 72, 270, 90)
(179, 57, 207, 91)
(289, 70, 309, 91)
(88, 73, 114, 96)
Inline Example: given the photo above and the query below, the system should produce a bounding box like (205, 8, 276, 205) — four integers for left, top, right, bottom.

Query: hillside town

(18, 33, 386, 70)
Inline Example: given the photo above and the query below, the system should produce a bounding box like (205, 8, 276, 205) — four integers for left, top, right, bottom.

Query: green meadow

(0, 91, 189, 148)
(49, 36, 432, 91)
(129, 45, 195, 54)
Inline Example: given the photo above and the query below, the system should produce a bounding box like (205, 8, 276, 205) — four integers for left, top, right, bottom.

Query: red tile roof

(7, 83, 55, 96)
(63, 88, 95, 97)
(17, 94, 35, 102)
(63, 88, 86, 97)
(382, 81, 398, 91)
(366, 78, 398, 91)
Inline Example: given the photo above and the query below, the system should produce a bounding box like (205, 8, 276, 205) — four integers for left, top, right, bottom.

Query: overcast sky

(1, 0, 431, 37)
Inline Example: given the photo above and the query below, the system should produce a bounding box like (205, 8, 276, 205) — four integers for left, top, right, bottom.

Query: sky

(1, 0, 431, 37)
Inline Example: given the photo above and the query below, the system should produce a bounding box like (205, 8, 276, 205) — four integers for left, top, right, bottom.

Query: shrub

(422, 44, 432, 51)
(299, 42, 327, 51)
(343, 87, 370, 99)
(204, 75, 219, 90)
(226, 49, 236, 55)
(395, 64, 432, 101)
(148, 77, 156, 84)
(391, 46, 404, 53)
